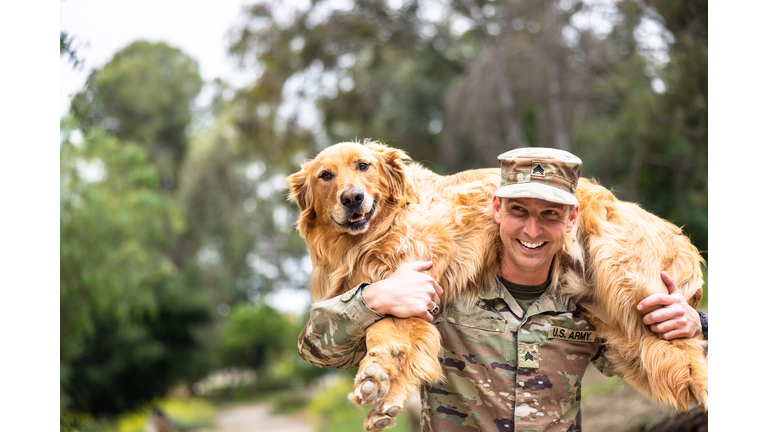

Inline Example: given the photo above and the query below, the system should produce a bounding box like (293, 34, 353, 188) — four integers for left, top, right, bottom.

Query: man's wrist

(697, 311, 708, 340)
(360, 282, 385, 317)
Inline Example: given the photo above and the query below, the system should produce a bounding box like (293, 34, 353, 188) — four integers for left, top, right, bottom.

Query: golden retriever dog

(287, 141, 707, 430)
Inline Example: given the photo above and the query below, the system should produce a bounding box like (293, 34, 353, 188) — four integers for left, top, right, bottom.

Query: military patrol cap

(495, 147, 582, 205)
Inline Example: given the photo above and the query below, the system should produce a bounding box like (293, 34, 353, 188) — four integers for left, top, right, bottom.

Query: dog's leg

(349, 317, 443, 431)
(637, 334, 709, 413)
(686, 339, 709, 411)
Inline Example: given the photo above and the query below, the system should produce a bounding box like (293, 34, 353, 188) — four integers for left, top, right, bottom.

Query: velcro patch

(548, 326, 596, 342)
(518, 343, 539, 369)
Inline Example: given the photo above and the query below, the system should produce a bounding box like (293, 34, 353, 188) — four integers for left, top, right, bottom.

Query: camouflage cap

(495, 147, 582, 205)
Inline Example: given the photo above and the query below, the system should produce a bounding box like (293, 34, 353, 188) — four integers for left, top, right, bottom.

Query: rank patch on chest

(548, 326, 596, 342)
(518, 343, 540, 368)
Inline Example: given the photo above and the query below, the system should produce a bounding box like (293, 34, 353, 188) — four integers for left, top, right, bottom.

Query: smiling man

(298, 147, 706, 431)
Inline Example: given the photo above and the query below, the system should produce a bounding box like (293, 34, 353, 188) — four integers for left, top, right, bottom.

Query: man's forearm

(298, 282, 384, 369)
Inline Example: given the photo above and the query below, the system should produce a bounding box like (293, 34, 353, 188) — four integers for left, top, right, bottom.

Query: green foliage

(574, 0, 708, 256)
(699, 264, 708, 308)
(219, 302, 291, 372)
(60, 122, 213, 416)
(60, 122, 182, 364)
(61, 31, 85, 70)
(217, 303, 328, 386)
(581, 375, 624, 400)
(71, 40, 204, 184)
(229, 0, 472, 170)
(61, 397, 215, 432)
(65, 282, 212, 416)
(113, 398, 216, 432)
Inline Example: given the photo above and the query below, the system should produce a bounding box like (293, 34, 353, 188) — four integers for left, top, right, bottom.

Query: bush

(61, 397, 215, 432)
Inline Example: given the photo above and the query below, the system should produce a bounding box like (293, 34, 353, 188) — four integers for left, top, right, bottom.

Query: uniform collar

(481, 275, 576, 317)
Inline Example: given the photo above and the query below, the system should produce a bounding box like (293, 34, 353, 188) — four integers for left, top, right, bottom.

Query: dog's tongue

(349, 213, 364, 223)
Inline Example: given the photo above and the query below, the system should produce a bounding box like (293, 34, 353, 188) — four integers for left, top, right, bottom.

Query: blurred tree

(60, 122, 213, 416)
(229, 0, 469, 171)
(647, 0, 707, 254)
(175, 79, 311, 306)
(228, 0, 632, 170)
(574, 0, 708, 255)
(60, 30, 85, 70)
(219, 302, 290, 373)
(61, 36, 316, 425)
(71, 41, 204, 188)
(219, 303, 327, 388)
(65, 282, 212, 416)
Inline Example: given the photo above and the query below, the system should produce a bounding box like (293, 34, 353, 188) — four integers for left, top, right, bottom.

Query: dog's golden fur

(288, 141, 707, 430)
(559, 178, 708, 411)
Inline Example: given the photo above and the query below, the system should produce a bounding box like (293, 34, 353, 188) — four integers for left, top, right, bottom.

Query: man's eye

(358, 162, 370, 171)
(319, 171, 332, 181)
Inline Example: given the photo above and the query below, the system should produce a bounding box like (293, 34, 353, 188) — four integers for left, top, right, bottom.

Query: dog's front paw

(363, 402, 403, 431)
(351, 360, 392, 406)
(349, 345, 413, 431)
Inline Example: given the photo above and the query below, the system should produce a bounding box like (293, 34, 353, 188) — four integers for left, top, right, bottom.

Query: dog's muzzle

(341, 187, 365, 209)
(333, 187, 376, 232)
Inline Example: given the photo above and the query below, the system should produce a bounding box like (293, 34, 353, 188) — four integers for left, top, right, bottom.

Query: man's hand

(362, 261, 445, 322)
(636, 271, 702, 340)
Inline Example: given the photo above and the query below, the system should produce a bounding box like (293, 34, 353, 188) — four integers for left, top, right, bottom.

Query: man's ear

(366, 142, 418, 205)
(566, 203, 579, 233)
(286, 161, 314, 211)
(492, 196, 503, 224)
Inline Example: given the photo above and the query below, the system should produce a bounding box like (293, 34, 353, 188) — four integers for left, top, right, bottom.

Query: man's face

(493, 196, 579, 285)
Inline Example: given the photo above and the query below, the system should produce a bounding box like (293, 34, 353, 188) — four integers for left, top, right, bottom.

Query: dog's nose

(341, 187, 365, 208)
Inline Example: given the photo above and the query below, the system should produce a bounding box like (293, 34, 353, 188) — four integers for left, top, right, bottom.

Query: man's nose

(523, 216, 542, 237)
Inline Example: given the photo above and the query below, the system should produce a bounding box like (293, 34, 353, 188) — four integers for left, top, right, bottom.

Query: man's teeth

(520, 240, 544, 249)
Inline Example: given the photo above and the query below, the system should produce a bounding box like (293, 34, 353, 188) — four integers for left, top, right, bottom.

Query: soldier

(298, 147, 707, 431)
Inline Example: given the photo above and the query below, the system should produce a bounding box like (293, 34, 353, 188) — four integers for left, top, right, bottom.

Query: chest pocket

(446, 309, 506, 333)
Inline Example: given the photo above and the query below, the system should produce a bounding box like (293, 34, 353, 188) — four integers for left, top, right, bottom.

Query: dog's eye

(319, 171, 332, 181)
(358, 162, 370, 171)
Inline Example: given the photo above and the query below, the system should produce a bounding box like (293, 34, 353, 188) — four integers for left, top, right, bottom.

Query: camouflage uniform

(298, 277, 615, 432)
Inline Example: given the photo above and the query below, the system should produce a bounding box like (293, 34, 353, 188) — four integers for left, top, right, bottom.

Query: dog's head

(287, 141, 416, 236)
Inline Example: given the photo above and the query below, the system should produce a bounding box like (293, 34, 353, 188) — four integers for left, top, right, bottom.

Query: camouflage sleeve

(590, 338, 618, 377)
(297, 282, 385, 370)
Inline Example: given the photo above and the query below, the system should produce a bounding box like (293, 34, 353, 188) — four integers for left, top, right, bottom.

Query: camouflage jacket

(298, 277, 615, 432)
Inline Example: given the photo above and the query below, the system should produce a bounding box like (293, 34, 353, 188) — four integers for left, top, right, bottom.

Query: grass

(581, 375, 624, 400)
(113, 398, 216, 432)
(62, 397, 216, 432)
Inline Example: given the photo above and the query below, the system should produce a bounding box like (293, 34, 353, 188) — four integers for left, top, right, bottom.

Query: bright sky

(59, 0, 254, 116)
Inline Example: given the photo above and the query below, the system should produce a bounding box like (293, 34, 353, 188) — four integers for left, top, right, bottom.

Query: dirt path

(202, 403, 313, 432)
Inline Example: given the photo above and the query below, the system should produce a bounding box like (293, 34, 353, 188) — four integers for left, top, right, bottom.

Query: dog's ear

(286, 161, 314, 211)
(366, 142, 419, 205)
